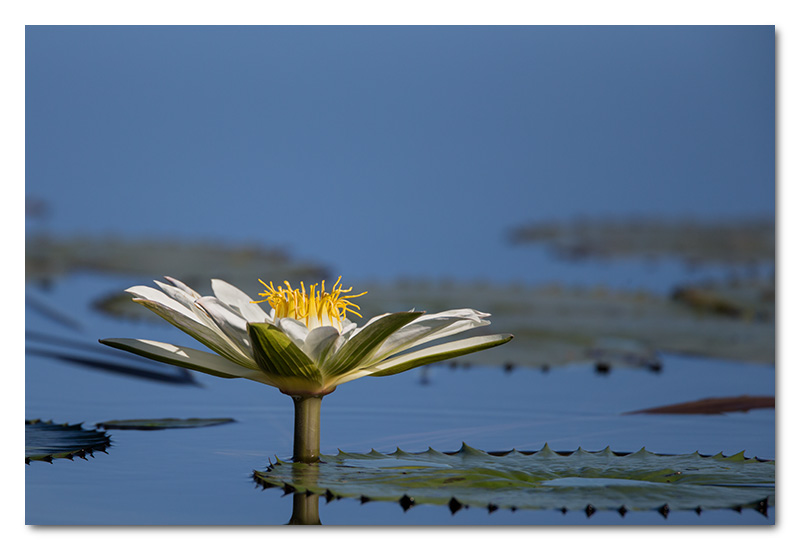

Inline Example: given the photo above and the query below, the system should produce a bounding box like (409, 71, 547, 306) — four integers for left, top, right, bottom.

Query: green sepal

(322, 311, 425, 378)
(247, 323, 322, 385)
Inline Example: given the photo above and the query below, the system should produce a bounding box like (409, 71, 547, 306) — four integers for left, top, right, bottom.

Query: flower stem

(292, 395, 322, 463)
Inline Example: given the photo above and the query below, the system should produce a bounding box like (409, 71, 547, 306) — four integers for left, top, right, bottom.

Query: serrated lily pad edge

(25, 419, 112, 464)
(252, 443, 774, 517)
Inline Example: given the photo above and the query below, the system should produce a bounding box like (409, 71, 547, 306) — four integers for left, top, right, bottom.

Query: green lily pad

(25, 420, 111, 464)
(95, 418, 235, 430)
(253, 444, 774, 515)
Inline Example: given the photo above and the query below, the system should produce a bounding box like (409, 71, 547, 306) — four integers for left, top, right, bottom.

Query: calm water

(25, 272, 774, 525)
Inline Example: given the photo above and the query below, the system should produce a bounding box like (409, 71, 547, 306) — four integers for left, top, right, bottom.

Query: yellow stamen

(253, 277, 367, 331)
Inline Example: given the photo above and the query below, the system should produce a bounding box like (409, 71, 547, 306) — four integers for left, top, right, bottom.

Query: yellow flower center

(254, 276, 367, 331)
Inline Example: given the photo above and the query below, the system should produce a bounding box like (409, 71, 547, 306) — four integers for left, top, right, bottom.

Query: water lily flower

(100, 276, 512, 461)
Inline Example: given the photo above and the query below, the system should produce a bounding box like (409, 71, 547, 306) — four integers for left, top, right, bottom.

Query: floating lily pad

(624, 396, 775, 415)
(95, 418, 235, 430)
(508, 218, 774, 265)
(671, 278, 774, 321)
(357, 281, 775, 367)
(26, 234, 328, 290)
(25, 420, 111, 464)
(253, 444, 774, 515)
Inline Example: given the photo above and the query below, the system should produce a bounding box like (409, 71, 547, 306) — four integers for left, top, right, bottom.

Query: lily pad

(357, 281, 775, 367)
(671, 278, 774, 321)
(253, 444, 774, 515)
(26, 234, 328, 290)
(25, 420, 111, 464)
(95, 418, 235, 430)
(508, 218, 774, 265)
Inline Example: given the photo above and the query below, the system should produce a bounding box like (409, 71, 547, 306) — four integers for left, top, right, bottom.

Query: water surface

(25, 273, 774, 525)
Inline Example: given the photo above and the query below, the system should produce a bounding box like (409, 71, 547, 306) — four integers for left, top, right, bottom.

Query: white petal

(302, 326, 340, 363)
(423, 308, 490, 321)
(132, 297, 254, 367)
(163, 276, 202, 299)
(340, 318, 357, 334)
(277, 317, 310, 349)
(408, 308, 490, 338)
(371, 309, 491, 361)
(370, 317, 454, 359)
(100, 338, 274, 385)
(195, 296, 251, 353)
(155, 280, 204, 313)
(327, 319, 359, 357)
(126, 285, 200, 322)
(211, 279, 272, 324)
(334, 333, 512, 384)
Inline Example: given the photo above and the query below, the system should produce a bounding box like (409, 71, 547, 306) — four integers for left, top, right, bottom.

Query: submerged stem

(292, 395, 322, 463)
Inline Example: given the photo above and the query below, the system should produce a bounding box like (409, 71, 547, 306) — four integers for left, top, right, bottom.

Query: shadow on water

(26, 330, 198, 386)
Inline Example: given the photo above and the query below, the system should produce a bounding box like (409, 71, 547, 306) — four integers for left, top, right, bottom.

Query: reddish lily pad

(95, 418, 235, 430)
(624, 396, 775, 415)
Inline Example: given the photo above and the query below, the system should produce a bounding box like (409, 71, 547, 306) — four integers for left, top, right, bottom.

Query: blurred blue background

(25, 25, 774, 283)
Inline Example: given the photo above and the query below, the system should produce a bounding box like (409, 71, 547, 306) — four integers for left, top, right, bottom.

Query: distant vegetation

(28, 213, 775, 370)
(508, 218, 774, 265)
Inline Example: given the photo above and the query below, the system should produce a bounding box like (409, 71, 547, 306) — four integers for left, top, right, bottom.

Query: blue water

(25, 272, 774, 525)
